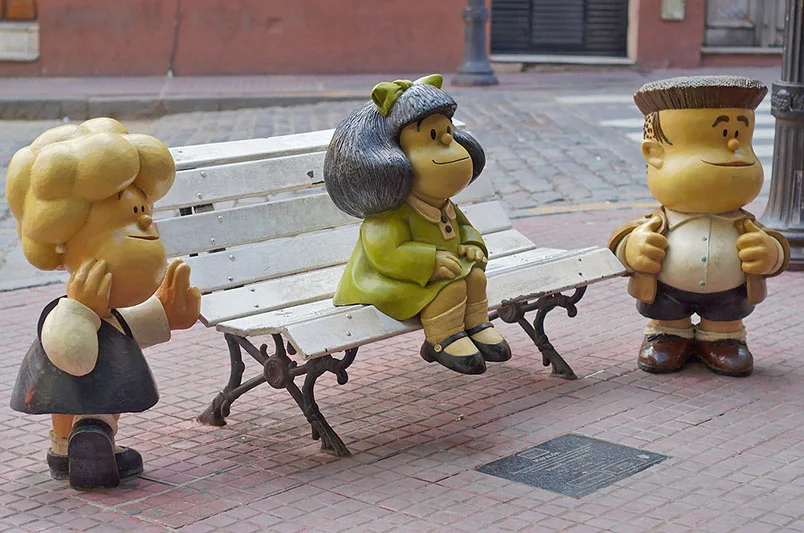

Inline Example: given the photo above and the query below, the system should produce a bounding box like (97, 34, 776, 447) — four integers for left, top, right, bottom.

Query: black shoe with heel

(420, 331, 486, 374)
(466, 322, 512, 362)
(67, 418, 120, 490)
(48, 446, 143, 481)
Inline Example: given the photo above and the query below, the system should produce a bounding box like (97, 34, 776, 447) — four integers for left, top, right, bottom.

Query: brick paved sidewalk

(1, 205, 803, 532)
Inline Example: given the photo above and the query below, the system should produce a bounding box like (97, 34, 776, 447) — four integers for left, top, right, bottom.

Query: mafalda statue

(609, 76, 790, 377)
(6, 118, 201, 489)
(324, 74, 510, 375)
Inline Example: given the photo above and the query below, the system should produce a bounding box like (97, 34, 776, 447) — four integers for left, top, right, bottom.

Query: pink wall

(0, 0, 467, 76)
(634, 0, 705, 69)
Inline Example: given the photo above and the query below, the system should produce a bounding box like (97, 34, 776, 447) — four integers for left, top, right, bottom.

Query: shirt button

(701, 256, 707, 262)
(702, 236, 708, 241)
(441, 215, 448, 223)
(700, 281, 706, 286)
(445, 225, 453, 233)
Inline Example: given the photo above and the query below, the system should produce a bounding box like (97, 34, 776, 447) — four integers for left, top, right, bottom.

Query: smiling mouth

(128, 235, 159, 240)
(702, 160, 755, 167)
(432, 157, 470, 165)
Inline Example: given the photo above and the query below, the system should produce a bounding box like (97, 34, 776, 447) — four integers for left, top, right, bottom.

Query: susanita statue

(609, 76, 790, 377)
(324, 74, 511, 375)
(6, 118, 201, 489)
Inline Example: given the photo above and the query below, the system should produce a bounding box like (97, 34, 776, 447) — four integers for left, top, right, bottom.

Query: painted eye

(722, 129, 728, 137)
(133, 206, 138, 214)
(430, 129, 437, 140)
(447, 126, 452, 135)
(141, 205, 146, 213)
(734, 130, 739, 139)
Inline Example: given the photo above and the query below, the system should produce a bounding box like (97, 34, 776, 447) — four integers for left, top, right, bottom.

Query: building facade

(0, 0, 785, 76)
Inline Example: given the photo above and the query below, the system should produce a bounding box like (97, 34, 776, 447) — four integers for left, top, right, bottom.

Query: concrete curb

(0, 92, 370, 120)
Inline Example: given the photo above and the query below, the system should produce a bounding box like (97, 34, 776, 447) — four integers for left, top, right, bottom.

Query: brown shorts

(637, 282, 754, 322)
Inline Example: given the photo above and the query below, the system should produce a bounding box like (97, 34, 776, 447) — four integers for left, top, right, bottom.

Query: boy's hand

(624, 215, 668, 275)
(737, 220, 779, 276)
(156, 259, 201, 330)
(66, 258, 112, 317)
(430, 251, 462, 282)
(458, 244, 487, 264)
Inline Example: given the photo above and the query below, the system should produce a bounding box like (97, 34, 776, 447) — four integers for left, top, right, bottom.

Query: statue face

(399, 113, 473, 203)
(62, 184, 166, 309)
(642, 108, 763, 213)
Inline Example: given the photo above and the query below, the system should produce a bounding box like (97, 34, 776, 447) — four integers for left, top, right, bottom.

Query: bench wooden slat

(169, 119, 467, 171)
(183, 225, 358, 293)
(184, 224, 532, 294)
(157, 152, 327, 211)
(215, 245, 569, 337)
(170, 130, 335, 171)
(200, 265, 343, 327)
(159, 193, 358, 257)
(158, 158, 495, 213)
(280, 247, 626, 359)
(201, 227, 545, 327)
(160, 197, 511, 258)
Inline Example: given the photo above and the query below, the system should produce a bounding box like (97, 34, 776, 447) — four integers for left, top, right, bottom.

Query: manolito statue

(324, 75, 511, 375)
(609, 76, 790, 377)
(6, 118, 201, 489)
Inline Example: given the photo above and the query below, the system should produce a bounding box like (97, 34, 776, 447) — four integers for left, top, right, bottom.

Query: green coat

(334, 200, 487, 320)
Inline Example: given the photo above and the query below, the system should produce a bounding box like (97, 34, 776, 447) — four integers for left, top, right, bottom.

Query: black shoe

(67, 418, 120, 490)
(48, 447, 143, 481)
(420, 331, 486, 375)
(466, 322, 512, 362)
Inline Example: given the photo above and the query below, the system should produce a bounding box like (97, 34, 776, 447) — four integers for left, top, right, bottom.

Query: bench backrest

(155, 127, 514, 326)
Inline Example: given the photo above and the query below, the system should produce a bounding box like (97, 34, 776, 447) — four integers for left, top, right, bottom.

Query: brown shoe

(695, 339, 753, 377)
(638, 334, 692, 373)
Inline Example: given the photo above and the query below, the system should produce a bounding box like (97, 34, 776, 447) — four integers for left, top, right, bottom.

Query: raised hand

(155, 259, 201, 330)
(66, 258, 113, 317)
(624, 215, 668, 275)
(737, 219, 779, 276)
(429, 251, 462, 282)
(458, 244, 487, 265)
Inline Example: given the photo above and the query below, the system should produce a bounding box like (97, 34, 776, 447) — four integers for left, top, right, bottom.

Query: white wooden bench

(156, 126, 626, 457)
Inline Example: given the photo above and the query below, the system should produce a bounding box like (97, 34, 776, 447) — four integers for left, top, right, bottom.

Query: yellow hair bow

(371, 74, 443, 117)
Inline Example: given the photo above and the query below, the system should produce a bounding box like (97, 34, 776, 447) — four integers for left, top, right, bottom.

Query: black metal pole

(761, 0, 804, 270)
(452, 0, 499, 87)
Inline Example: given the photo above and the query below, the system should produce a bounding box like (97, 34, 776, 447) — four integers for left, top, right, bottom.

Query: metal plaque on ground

(476, 434, 668, 498)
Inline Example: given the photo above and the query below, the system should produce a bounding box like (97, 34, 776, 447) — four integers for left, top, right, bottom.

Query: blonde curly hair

(5, 117, 175, 271)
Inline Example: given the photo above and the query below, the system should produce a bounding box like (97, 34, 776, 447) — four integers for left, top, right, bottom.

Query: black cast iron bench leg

(198, 333, 358, 457)
(493, 286, 587, 380)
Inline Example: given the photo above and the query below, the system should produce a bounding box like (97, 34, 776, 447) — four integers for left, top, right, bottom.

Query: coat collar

(664, 207, 745, 231)
(406, 195, 456, 223)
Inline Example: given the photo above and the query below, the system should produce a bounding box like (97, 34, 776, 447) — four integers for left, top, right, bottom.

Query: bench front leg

(494, 286, 587, 380)
(198, 333, 265, 426)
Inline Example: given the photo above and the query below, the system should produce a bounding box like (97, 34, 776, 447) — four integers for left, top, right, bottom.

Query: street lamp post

(452, 0, 499, 87)
(761, 0, 804, 270)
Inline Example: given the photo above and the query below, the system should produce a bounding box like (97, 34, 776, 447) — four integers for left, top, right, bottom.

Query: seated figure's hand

(430, 251, 462, 282)
(624, 215, 668, 275)
(458, 244, 487, 264)
(66, 258, 112, 317)
(737, 220, 779, 276)
(156, 259, 201, 330)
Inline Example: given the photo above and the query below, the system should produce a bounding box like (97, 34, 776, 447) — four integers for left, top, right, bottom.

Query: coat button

(445, 225, 453, 233)
(441, 215, 448, 223)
